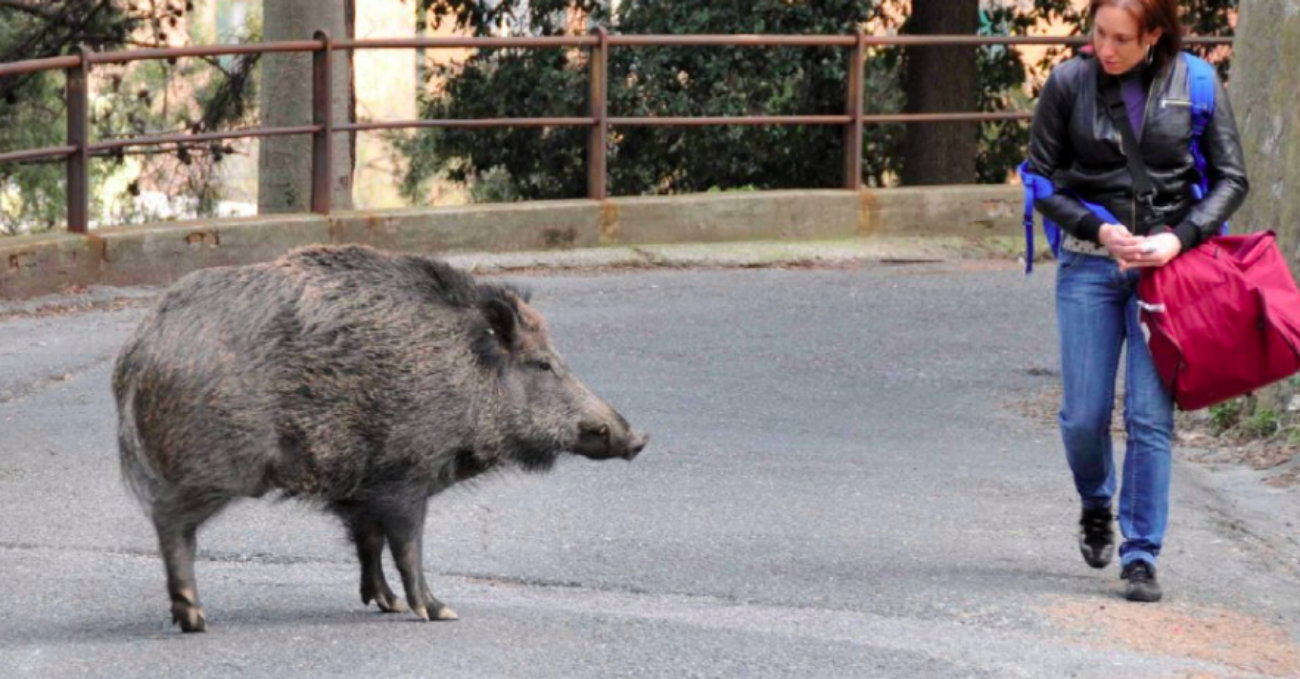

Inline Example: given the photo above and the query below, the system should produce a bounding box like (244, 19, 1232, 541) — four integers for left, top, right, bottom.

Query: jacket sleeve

(1027, 63, 1108, 244)
(1171, 73, 1250, 251)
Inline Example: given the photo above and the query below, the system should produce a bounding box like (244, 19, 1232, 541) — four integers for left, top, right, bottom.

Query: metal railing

(0, 32, 1233, 233)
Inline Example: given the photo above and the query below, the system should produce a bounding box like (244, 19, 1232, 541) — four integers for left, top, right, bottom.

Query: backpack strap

(1019, 162, 1120, 275)
(1019, 162, 1059, 275)
(1181, 52, 1227, 235)
(1183, 52, 1215, 188)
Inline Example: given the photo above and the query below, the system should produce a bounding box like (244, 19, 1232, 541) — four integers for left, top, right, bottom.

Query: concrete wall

(0, 186, 1022, 299)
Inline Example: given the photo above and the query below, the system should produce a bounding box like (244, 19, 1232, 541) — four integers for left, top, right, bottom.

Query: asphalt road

(1, 262, 1298, 678)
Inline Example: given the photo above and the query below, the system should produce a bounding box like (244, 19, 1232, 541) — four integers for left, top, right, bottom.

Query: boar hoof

(172, 604, 207, 633)
(410, 604, 457, 622)
(362, 587, 408, 613)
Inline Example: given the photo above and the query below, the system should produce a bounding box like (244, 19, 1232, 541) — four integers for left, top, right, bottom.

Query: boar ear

(481, 298, 519, 348)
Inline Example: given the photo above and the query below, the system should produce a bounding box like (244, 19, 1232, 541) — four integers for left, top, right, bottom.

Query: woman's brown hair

(1089, 0, 1184, 72)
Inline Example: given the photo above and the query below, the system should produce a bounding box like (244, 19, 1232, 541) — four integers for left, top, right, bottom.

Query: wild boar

(114, 244, 648, 632)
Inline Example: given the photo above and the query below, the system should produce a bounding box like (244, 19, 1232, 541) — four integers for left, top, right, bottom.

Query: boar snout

(574, 414, 649, 461)
(625, 431, 650, 460)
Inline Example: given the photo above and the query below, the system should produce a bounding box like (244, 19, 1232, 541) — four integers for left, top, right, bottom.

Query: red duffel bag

(1138, 230, 1300, 411)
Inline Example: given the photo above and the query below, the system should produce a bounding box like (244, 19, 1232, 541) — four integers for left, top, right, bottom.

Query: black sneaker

(1078, 507, 1114, 569)
(1121, 561, 1163, 602)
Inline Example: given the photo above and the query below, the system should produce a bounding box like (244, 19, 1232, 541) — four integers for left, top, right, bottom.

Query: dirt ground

(1046, 595, 1300, 678)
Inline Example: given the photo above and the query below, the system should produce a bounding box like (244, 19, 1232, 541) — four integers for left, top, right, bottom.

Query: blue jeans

(1056, 249, 1174, 567)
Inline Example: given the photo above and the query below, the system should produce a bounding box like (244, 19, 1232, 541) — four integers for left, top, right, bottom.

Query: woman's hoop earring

(1145, 45, 1155, 66)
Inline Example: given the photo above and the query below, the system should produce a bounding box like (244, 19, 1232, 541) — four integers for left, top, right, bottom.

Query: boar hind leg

(153, 494, 229, 633)
(381, 498, 458, 622)
(333, 504, 406, 613)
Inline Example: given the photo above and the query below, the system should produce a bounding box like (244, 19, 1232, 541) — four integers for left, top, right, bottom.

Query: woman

(1026, 0, 1249, 602)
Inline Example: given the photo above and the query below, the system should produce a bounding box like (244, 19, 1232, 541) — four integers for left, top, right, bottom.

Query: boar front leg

(379, 497, 458, 621)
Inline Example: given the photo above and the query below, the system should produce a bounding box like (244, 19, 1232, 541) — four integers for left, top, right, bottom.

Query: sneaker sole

(1125, 588, 1163, 603)
(1079, 540, 1114, 569)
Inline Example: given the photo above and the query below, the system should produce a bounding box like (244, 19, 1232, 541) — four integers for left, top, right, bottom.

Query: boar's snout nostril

(620, 432, 649, 461)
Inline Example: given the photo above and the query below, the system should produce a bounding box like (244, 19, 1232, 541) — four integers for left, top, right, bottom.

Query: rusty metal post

(844, 30, 865, 190)
(311, 30, 333, 215)
(587, 27, 609, 200)
(66, 47, 92, 233)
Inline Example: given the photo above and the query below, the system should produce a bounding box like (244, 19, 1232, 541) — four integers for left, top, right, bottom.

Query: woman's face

(1092, 5, 1163, 75)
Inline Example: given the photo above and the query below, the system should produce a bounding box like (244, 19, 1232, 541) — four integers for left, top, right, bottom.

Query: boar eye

(535, 360, 553, 372)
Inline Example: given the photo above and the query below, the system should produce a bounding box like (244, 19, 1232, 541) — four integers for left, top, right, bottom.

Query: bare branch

(1, 143, 241, 168)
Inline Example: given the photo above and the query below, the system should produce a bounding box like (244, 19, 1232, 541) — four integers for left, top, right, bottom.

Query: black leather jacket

(1027, 53, 1249, 252)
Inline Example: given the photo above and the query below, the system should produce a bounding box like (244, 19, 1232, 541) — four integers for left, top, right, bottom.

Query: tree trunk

(258, 0, 354, 213)
(899, 0, 980, 186)
(1230, 0, 1300, 412)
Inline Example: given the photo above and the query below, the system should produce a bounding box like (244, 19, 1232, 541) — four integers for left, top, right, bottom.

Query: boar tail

(117, 382, 164, 513)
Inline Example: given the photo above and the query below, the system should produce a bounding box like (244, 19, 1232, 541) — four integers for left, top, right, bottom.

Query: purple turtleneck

(1120, 68, 1148, 138)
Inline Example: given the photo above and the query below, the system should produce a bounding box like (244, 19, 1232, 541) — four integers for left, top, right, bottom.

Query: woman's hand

(1099, 224, 1182, 271)
(1118, 233, 1182, 271)
(1099, 223, 1144, 260)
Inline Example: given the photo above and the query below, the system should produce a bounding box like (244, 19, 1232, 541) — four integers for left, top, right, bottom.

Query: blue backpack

(1019, 52, 1222, 274)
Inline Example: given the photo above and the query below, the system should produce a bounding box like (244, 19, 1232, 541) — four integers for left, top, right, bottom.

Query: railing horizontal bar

(860, 35, 1233, 47)
(862, 111, 1034, 124)
(609, 35, 857, 47)
(251, 35, 1242, 51)
(340, 117, 595, 132)
(337, 36, 598, 50)
(601, 35, 1234, 48)
(609, 115, 853, 126)
(89, 125, 321, 151)
(89, 41, 322, 65)
(334, 113, 1040, 132)
(0, 36, 1234, 78)
(866, 35, 1079, 46)
(0, 55, 81, 77)
(0, 145, 77, 164)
